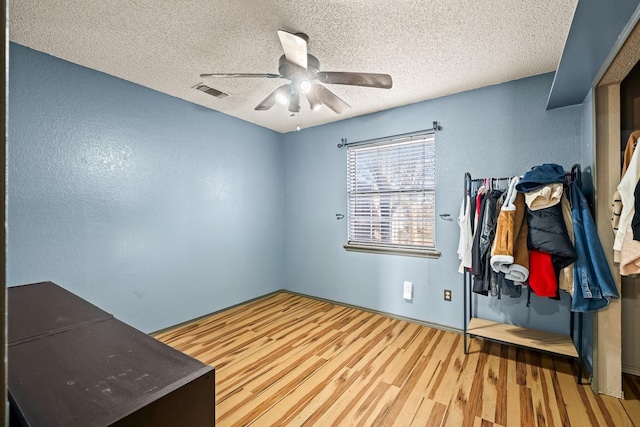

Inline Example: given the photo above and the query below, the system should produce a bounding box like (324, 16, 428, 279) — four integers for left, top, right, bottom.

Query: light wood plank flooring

(155, 292, 640, 426)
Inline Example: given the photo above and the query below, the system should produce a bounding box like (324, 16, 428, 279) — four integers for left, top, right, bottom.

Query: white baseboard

(623, 364, 640, 376)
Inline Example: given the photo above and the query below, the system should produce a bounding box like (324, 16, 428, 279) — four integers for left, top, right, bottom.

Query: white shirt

(457, 195, 473, 273)
(614, 144, 640, 251)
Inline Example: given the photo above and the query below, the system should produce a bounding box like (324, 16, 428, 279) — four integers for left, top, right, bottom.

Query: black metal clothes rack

(462, 164, 586, 384)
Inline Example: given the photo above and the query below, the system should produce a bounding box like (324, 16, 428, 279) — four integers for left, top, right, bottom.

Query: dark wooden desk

(8, 282, 215, 427)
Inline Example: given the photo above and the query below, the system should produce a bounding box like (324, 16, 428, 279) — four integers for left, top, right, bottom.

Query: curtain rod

(337, 121, 443, 148)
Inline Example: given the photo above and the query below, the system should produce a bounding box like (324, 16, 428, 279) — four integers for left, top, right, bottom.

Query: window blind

(347, 133, 436, 251)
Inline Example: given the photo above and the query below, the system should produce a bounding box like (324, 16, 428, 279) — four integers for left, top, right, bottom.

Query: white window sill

(343, 244, 441, 258)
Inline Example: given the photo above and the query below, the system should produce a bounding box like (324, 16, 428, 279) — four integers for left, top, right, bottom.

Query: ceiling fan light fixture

(275, 86, 290, 105)
(306, 90, 322, 111)
(289, 91, 301, 113)
(298, 79, 311, 93)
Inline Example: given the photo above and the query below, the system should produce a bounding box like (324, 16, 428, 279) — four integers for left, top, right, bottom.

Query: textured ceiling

(9, 0, 578, 133)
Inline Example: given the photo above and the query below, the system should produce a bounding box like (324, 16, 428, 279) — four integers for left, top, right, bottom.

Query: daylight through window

(347, 133, 436, 252)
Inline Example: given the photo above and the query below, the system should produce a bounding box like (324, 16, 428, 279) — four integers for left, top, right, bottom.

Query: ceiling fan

(200, 30, 393, 114)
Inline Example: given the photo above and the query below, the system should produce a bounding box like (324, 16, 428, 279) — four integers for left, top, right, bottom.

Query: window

(345, 132, 438, 257)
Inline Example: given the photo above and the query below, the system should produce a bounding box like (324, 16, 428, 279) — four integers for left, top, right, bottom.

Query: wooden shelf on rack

(467, 318, 579, 358)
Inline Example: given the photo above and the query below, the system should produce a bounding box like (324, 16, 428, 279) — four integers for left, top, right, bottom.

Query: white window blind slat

(347, 134, 436, 251)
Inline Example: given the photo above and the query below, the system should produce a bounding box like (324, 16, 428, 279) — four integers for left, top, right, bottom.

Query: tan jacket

(491, 190, 529, 282)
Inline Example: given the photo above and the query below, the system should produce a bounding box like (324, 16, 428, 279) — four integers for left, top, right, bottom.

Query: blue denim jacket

(515, 163, 566, 192)
(570, 181, 620, 312)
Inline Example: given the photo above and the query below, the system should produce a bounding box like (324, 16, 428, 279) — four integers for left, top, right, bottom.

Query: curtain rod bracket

(337, 138, 347, 148)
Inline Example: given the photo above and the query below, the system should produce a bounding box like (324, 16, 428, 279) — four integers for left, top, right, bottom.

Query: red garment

(476, 191, 483, 218)
(528, 250, 557, 297)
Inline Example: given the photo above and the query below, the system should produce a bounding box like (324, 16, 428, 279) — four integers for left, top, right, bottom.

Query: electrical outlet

(444, 289, 452, 301)
(403, 281, 413, 300)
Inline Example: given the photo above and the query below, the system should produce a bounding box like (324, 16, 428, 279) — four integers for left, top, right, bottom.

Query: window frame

(343, 131, 440, 258)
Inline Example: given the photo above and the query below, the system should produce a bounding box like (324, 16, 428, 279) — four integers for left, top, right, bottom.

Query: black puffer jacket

(526, 203, 576, 270)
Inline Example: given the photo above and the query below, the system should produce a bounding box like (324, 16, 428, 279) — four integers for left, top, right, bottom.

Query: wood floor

(155, 292, 640, 426)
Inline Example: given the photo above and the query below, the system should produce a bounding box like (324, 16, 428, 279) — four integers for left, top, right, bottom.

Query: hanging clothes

(613, 130, 640, 261)
(524, 183, 564, 210)
(528, 249, 558, 297)
(470, 191, 487, 283)
(612, 192, 622, 234)
(509, 200, 530, 283)
(633, 179, 640, 241)
(488, 190, 521, 298)
(611, 132, 637, 239)
(490, 177, 529, 283)
(570, 181, 620, 312)
(614, 138, 640, 259)
(516, 163, 575, 300)
(457, 194, 473, 273)
(558, 191, 575, 296)
(462, 166, 615, 313)
(622, 130, 640, 176)
(474, 185, 486, 226)
(525, 199, 576, 271)
(490, 177, 519, 268)
(515, 163, 566, 193)
(621, 178, 640, 275)
(620, 230, 640, 276)
(472, 189, 503, 295)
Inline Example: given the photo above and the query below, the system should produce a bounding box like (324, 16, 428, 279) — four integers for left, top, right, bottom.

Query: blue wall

(282, 73, 583, 334)
(8, 43, 284, 333)
(8, 43, 587, 337)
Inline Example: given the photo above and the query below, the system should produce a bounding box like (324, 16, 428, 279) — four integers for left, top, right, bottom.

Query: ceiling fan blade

(277, 30, 307, 69)
(313, 84, 350, 114)
(317, 72, 393, 89)
(255, 84, 290, 111)
(200, 73, 281, 78)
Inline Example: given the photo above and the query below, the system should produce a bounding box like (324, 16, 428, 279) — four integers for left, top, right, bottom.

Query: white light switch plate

(403, 281, 413, 299)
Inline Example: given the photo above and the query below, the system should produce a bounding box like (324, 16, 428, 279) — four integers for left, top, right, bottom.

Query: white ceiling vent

(194, 84, 228, 99)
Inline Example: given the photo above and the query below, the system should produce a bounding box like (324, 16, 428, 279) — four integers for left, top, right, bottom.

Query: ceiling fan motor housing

(279, 54, 320, 87)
